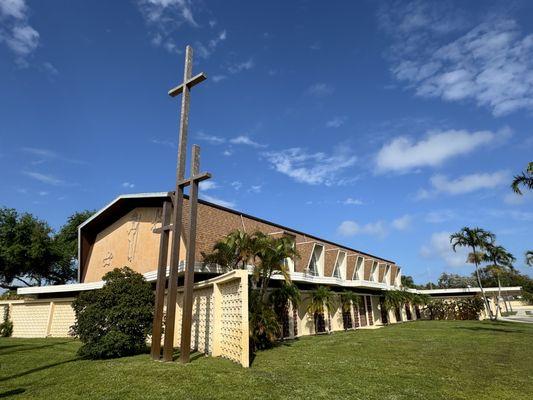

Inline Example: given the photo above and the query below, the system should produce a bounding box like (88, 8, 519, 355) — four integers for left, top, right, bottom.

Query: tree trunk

(472, 248, 493, 320)
(496, 275, 503, 318)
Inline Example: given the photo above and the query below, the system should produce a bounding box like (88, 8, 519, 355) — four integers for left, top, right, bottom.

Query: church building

(3, 192, 522, 367)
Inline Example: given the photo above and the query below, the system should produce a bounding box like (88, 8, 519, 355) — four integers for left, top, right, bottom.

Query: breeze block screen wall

(0, 269, 251, 367)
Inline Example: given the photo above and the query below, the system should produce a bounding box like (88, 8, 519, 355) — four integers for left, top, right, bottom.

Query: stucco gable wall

(83, 207, 186, 283)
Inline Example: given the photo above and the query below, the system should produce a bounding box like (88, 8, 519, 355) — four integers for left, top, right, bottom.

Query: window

(353, 256, 364, 280)
(332, 251, 347, 279)
(307, 244, 324, 276)
(384, 264, 391, 284)
(370, 261, 378, 282)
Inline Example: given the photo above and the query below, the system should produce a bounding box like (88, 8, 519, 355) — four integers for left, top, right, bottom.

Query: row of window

(305, 243, 399, 285)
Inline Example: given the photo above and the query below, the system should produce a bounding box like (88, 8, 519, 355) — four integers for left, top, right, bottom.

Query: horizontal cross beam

(152, 224, 173, 234)
(168, 72, 207, 97)
(176, 172, 211, 188)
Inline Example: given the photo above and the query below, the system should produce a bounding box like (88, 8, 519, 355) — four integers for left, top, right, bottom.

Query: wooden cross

(150, 45, 210, 363)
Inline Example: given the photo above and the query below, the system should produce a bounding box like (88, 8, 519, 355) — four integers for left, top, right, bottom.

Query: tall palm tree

(254, 233, 300, 300)
(483, 244, 516, 318)
(526, 251, 533, 267)
(339, 291, 359, 330)
(511, 161, 533, 195)
(307, 286, 336, 334)
(270, 283, 301, 339)
(201, 230, 259, 271)
(450, 227, 496, 319)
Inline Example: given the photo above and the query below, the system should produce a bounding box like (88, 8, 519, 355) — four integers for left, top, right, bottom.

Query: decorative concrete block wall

(168, 269, 249, 366)
(0, 299, 77, 338)
(1, 270, 250, 367)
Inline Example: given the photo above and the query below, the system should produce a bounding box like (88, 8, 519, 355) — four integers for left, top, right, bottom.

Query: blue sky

(1, 0, 532, 283)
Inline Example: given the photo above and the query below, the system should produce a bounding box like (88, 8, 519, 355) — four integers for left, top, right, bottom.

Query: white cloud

(137, 0, 227, 57)
(343, 197, 363, 205)
(222, 149, 233, 156)
(212, 75, 227, 83)
(248, 185, 262, 194)
(227, 59, 254, 74)
(229, 135, 265, 148)
(201, 194, 235, 209)
(199, 181, 217, 191)
(151, 138, 176, 148)
(306, 83, 334, 97)
(425, 210, 456, 223)
(429, 171, 508, 195)
(337, 220, 387, 238)
(263, 145, 357, 186)
(380, 2, 533, 116)
(326, 116, 347, 128)
(195, 30, 227, 59)
(22, 171, 64, 186)
(138, 0, 197, 27)
(391, 214, 412, 231)
(0, 0, 39, 62)
(21, 147, 86, 164)
(231, 181, 242, 190)
(486, 209, 533, 222)
(420, 231, 469, 268)
(42, 61, 58, 76)
(0, 0, 27, 19)
(503, 191, 533, 205)
(122, 182, 135, 189)
(197, 133, 266, 149)
(38, 191, 48, 196)
(197, 132, 225, 145)
(376, 129, 496, 173)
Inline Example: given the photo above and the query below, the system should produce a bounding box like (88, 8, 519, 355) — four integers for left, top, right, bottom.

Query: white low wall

(0, 298, 76, 338)
(0, 269, 250, 367)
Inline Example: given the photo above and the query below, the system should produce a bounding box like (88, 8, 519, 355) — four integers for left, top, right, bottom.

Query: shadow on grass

(0, 340, 74, 356)
(0, 388, 26, 398)
(249, 338, 299, 367)
(168, 349, 205, 363)
(454, 321, 531, 333)
(0, 359, 78, 383)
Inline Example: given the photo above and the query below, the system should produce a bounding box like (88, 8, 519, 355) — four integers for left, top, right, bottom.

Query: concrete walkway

(500, 306, 533, 324)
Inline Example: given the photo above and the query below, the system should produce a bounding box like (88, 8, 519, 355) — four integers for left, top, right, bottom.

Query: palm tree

(526, 251, 533, 267)
(270, 283, 301, 339)
(483, 244, 516, 318)
(450, 227, 496, 320)
(511, 161, 533, 195)
(254, 233, 300, 300)
(201, 230, 259, 271)
(307, 286, 336, 334)
(203, 230, 299, 295)
(339, 291, 359, 330)
(203, 230, 300, 350)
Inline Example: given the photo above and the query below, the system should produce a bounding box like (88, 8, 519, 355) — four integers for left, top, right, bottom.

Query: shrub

(0, 305, 12, 337)
(249, 289, 280, 351)
(72, 267, 154, 359)
(425, 296, 485, 320)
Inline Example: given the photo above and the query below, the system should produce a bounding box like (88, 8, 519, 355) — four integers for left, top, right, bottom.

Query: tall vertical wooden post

(151, 44, 208, 363)
(162, 46, 193, 362)
(150, 201, 172, 360)
(179, 145, 201, 363)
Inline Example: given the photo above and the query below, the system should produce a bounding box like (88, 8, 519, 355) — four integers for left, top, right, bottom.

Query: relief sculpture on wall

(151, 208, 162, 233)
(103, 251, 113, 268)
(127, 211, 141, 262)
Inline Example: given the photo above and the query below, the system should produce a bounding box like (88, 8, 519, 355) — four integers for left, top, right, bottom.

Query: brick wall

(81, 198, 398, 285)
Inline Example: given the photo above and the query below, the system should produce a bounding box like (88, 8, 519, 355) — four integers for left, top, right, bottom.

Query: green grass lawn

(1, 320, 532, 399)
